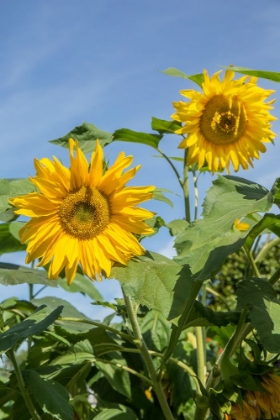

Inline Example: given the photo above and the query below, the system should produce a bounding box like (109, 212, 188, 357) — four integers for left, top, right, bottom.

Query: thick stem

(123, 292, 175, 420)
(195, 326, 206, 389)
(7, 349, 41, 420)
(183, 149, 191, 223)
(255, 237, 280, 263)
(192, 166, 199, 220)
(243, 247, 261, 278)
(269, 266, 280, 286)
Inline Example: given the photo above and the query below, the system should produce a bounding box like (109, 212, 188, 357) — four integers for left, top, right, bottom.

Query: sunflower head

(171, 69, 277, 173)
(10, 139, 155, 284)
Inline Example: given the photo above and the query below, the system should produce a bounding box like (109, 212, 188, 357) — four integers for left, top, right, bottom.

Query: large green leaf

(49, 340, 95, 365)
(0, 305, 63, 352)
(184, 301, 241, 329)
(0, 223, 25, 255)
(58, 273, 103, 301)
(272, 178, 280, 208)
(49, 122, 113, 153)
(161, 67, 204, 87)
(0, 262, 57, 287)
(113, 128, 162, 149)
(95, 354, 132, 399)
(0, 178, 36, 219)
(175, 176, 274, 280)
(111, 251, 193, 322)
(236, 278, 280, 353)
(32, 297, 92, 333)
(151, 117, 182, 134)
(25, 370, 74, 420)
(222, 66, 280, 83)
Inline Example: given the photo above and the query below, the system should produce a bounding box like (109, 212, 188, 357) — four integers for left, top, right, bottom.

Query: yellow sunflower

(10, 139, 155, 284)
(171, 69, 277, 173)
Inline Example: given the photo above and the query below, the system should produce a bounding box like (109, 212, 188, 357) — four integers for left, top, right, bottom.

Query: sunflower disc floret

(10, 139, 155, 284)
(171, 69, 277, 173)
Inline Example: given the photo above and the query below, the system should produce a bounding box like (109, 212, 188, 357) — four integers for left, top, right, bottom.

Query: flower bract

(171, 69, 277, 173)
(10, 139, 155, 284)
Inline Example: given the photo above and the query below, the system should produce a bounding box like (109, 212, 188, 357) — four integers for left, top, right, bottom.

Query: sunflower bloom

(10, 139, 155, 284)
(171, 69, 276, 173)
(225, 374, 280, 420)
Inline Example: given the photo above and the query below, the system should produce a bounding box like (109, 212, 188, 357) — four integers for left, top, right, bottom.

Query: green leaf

(244, 214, 280, 250)
(112, 128, 162, 149)
(153, 188, 173, 208)
(57, 273, 103, 302)
(0, 178, 36, 217)
(222, 66, 280, 83)
(138, 215, 165, 240)
(94, 409, 137, 420)
(0, 223, 25, 255)
(151, 117, 182, 134)
(85, 328, 122, 356)
(25, 370, 74, 420)
(111, 251, 193, 322)
(185, 301, 241, 329)
(161, 67, 204, 87)
(49, 340, 95, 365)
(95, 355, 132, 399)
(236, 278, 280, 353)
(0, 262, 58, 287)
(166, 219, 189, 236)
(49, 122, 113, 153)
(271, 178, 280, 208)
(175, 176, 274, 280)
(0, 305, 63, 352)
(32, 297, 92, 333)
(141, 310, 171, 352)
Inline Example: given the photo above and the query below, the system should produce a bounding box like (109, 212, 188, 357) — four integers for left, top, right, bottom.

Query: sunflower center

(59, 186, 110, 239)
(200, 94, 248, 145)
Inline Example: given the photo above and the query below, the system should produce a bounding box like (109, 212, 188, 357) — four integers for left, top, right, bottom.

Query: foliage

(1, 66, 280, 420)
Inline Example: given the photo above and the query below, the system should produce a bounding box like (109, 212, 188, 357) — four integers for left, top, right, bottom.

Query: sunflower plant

(0, 66, 280, 420)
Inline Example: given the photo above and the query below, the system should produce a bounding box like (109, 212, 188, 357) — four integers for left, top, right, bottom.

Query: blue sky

(1, 0, 280, 318)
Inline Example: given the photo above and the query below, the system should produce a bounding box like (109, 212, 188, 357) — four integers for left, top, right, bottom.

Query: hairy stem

(7, 349, 41, 420)
(123, 292, 175, 420)
(183, 149, 191, 223)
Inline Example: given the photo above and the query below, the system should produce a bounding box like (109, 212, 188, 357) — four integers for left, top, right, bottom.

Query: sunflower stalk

(123, 291, 175, 420)
(7, 349, 42, 420)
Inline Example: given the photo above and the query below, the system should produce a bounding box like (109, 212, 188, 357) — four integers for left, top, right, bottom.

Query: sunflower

(10, 139, 155, 284)
(225, 374, 280, 420)
(171, 69, 277, 173)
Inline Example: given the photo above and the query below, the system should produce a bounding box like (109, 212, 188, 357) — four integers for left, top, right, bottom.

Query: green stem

(95, 357, 153, 386)
(206, 286, 231, 310)
(269, 266, 280, 286)
(255, 238, 280, 263)
(183, 149, 191, 223)
(123, 292, 175, 420)
(192, 166, 199, 220)
(218, 306, 250, 379)
(195, 326, 206, 389)
(159, 280, 203, 369)
(7, 349, 41, 420)
(58, 317, 134, 343)
(243, 247, 261, 278)
(157, 148, 184, 189)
